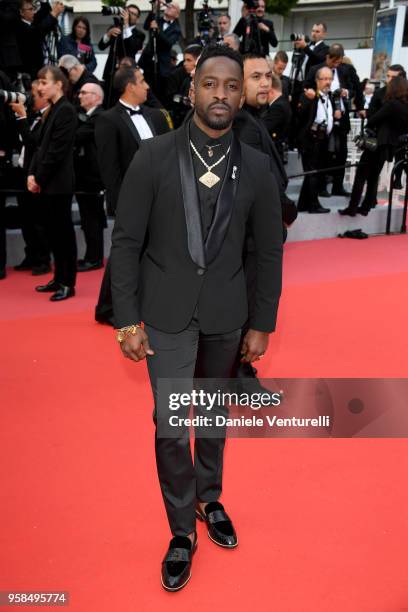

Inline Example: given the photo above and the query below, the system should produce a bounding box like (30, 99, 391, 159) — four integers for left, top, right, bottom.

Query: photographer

(296, 66, 334, 214)
(15, 0, 64, 80)
(339, 76, 408, 217)
(217, 13, 232, 38)
(233, 0, 277, 56)
(10, 80, 51, 275)
(0, 0, 22, 79)
(293, 23, 329, 79)
(165, 43, 200, 126)
(98, 5, 145, 103)
(58, 16, 97, 74)
(304, 43, 365, 197)
(58, 54, 99, 106)
(272, 50, 290, 98)
(140, 1, 181, 100)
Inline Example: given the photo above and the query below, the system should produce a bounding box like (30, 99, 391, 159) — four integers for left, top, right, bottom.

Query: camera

(311, 121, 327, 141)
(290, 33, 310, 43)
(173, 94, 191, 107)
(197, 1, 213, 39)
(101, 5, 122, 16)
(354, 129, 377, 152)
(0, 90, 27, 104)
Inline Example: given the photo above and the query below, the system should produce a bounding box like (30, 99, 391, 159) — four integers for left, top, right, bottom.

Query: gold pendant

(199, 171, 220, 188)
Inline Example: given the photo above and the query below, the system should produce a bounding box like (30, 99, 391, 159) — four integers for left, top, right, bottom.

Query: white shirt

(119, 99, 154, 140)
(315, 94, 333, 135)
(331, 68, 346, 112)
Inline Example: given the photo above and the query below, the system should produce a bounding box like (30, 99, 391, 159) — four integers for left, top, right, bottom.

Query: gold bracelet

(116, 324, 142, 344)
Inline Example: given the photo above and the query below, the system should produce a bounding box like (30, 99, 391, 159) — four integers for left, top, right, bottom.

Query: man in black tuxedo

(233, 0, 278, 56)
(94, 65, 170, 323)
(262, 72, 291, 161)
(272, 50, 290, 98)
(293, 22, 329, 80)
(296, 66, 334, 214)
(58, 54, 100, 107)
(10, 79, 51, 275)
(304, 44, 365, 196)
(367, 63, 406, 118)
(28, 66, 77, 301)
(141, 1, 182, 100)
(75, 82, 105, 272)
(110, 44, 282, 591)
(98, 5, 145, 106)
(15, 0, 64, 80)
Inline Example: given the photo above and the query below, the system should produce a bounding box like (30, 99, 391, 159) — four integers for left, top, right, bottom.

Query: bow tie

(122, 105, 143, 116)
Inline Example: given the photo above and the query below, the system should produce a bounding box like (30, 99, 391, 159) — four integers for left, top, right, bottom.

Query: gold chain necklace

(190, 140, 230, 188)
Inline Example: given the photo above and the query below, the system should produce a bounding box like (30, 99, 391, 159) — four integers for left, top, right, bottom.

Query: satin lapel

(117, 105, 141, 144)
(205, 133, 241, 265)
(176, 122, 206, 269)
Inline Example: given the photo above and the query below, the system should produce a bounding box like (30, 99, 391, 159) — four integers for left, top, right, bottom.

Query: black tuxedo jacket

(233, 16, 278, 55)
(74, 105, 104, 192)
(367, 86, 386, 118)
(98, 27, 145, 83)
(95, 102, 170, 214)
(295, 93, 335, 151)
(261, 96, 292, 143)
(29, 96, 77, 195)
(15, 112, 45, 174)
(304, 41, 330, 78)
(15, 5, 58, 79)
(366, 99, 408, 149)
(110, 122, 282, 334)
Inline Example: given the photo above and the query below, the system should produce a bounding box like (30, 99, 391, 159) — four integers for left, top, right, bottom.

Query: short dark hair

(243, 53, 264, 64)
(389, 64, 407, 79)
(386, 75, 408, 103)
(37, 66, 68, 94)
(71, 16, 91, 43)
(127, 4, 140, 16)
(274, 50, 288, 64)
(218, 13, 231, 20)
(314, 22, 327, 32)
(184, 44, 202, 59)
(327, 43, 344, 59)
(119, 56, 138, 69)
(113, 66, 139, 95)
(195, 43, 243, 77)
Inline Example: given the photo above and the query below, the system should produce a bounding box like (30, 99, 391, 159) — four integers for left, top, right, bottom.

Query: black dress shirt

(189, 120, 232, 239)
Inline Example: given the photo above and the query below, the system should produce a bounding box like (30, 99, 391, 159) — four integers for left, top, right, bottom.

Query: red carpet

(1, 235, 408, 611)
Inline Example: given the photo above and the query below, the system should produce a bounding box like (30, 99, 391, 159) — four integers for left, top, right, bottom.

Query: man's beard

(195, 104, 233, 131)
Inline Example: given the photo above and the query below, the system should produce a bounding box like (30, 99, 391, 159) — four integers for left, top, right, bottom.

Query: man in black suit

(10, 79, 51, 275)
(141, 1, 182, 100)
(110, 44, 282, 591)
(75, 82, 105, 272)
(98, 5, 145, 106)
(296, 66, 334, 214)
(262, 72, 291, 161)
(272, 50, 290, 98)
(304, 44, 365, 196)
(28, 66, 77, 301)
(15, 0, 64, 80)
(58, 54, 100, 107)
(293, 22, 329, 80)
(367, 64, 406, 118)
(94, 65, 170, 323)
(233, 0, 278, 56)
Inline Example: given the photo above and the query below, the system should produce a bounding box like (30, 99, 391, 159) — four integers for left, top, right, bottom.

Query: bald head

(78, 81, 104, 111)
(316, 66, 333, 94)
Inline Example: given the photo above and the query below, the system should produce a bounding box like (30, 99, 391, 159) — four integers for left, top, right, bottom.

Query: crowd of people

(1, 0, 408, 297)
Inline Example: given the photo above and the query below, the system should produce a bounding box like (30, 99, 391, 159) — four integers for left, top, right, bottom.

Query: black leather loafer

(50, 286, 75, 301)
(338, 207, 357, 217)
(35, 280, 60, 293)
(196, 502, 238, 548)
(161, 532, 197, 592)
(332, 188, 351, 197)
(77, 260, 103, 272)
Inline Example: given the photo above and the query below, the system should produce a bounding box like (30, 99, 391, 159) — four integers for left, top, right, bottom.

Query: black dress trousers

(40, 194, 77, 287)
(145, 313, 241, 537)
(298, 138, 328, 211)
(76, 193, 106, 263)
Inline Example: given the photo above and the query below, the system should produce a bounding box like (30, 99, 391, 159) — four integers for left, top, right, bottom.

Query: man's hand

(241, 329, 269, 363)
(27, 175, 40, 193)
(51, 2, 65, 18)
(334, 109, 342, 120)
(122, 8, 129, 27)
(258, 22, 270, 33)
(150, 19, 159, 29)
(10, 101, 27, 118)
(120, 328, 155, 362)
(107, 26, 121, 38)
(304, 88, 316, 100)
(340, 88, 349, 98)
(358, 109, 366, 119)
